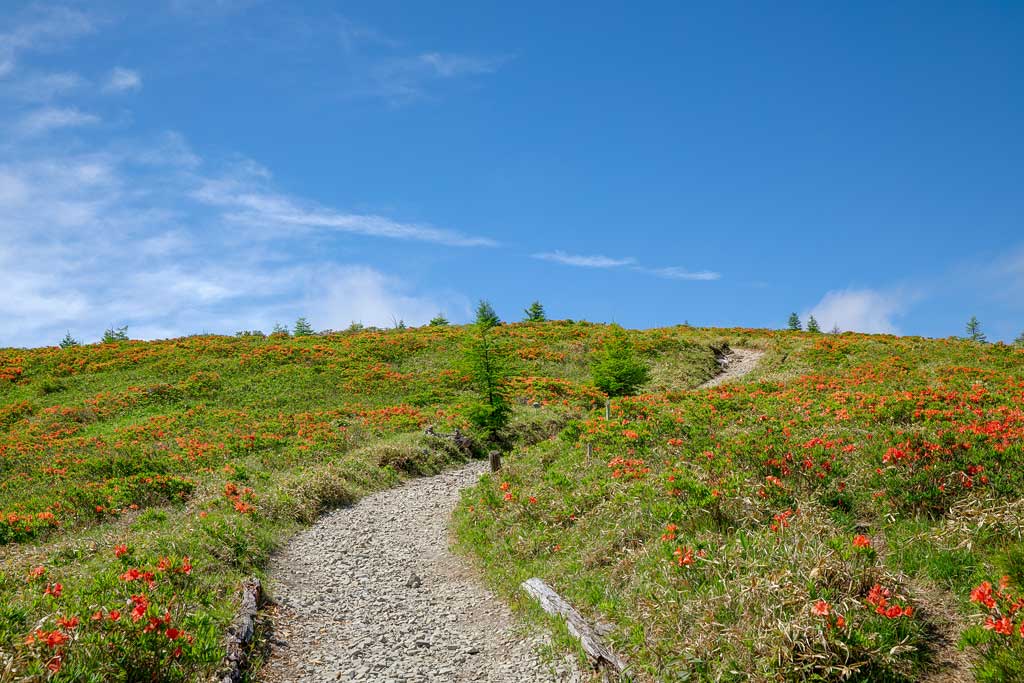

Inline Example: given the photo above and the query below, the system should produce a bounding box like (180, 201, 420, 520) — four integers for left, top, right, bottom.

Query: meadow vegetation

(453, 329, 1024, 682)
(0, 320, 715, 681)
(1, 321, 1022, 681)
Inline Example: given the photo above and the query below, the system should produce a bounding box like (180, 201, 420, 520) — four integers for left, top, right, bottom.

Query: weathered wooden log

(424, 425, 475, 453)
(219, 577, 261, 683)
(521, 578, 629, 677)
(489, 450, 502, 472)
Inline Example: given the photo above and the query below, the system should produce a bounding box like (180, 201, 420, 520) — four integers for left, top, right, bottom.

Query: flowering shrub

(2, 322, 674, 677)
(454, 330, 1024, 681)
(963, 576, 1024, 682)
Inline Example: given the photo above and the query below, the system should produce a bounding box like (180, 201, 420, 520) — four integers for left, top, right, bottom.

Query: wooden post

(605, 399, 610, 420)
(586, 442, 593, 463)
(489, 450, 502, 472)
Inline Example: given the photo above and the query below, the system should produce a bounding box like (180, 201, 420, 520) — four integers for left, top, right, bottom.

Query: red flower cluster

(608, 456, 650, 479)
(866, 584, 913, 619)
(852, 534, 871, 549)
(971, 577, 1024, 637)
(224, 481, 257, 514)
(810, 599, 846, 629)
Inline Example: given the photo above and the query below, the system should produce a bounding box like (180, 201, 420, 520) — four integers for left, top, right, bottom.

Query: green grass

(4, 323, 1023, 681)
(453, 331, 1024, 681)
(0, 322, 722, 680)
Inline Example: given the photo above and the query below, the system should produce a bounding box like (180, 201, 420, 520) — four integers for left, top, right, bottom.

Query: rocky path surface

(259, 348, 764, 682)
(258, 463, 581, 682)
(701, 347, 765, 388)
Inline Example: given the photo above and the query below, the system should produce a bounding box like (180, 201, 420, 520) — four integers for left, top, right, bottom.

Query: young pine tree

(270, 323, 291, 337)
(591, 325, 651, 397)
(59, 331, 80, 348)
(965, 316, 986, 343)
(806, 315, 821, 333)
(429, 313, 449, 326)
(459, 320, 517, 444)
(1015, 331, 1024, 348)
(293, 317, 314, 336)
(787, 313, 802, 331)
(475, 300, 501, 329)
(523, 300, 546, 322)
(101, 326, 129, 343)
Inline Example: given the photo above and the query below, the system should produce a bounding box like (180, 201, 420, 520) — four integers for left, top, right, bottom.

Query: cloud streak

(533, 250, 720, 282)
(532, 250, 635, 268)
(103, 67, 141, 92)
(16, 106, 100, 136)
(192, 169, 497, 247)
(0, 5, 95, 74)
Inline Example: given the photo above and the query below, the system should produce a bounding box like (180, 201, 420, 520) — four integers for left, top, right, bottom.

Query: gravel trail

(258, 462, 582, 682)
(701, 347, 765, 388)
(260, 347, 764, 682)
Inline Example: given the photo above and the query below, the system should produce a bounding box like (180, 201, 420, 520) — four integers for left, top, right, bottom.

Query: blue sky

(1, 1, 1022, 347)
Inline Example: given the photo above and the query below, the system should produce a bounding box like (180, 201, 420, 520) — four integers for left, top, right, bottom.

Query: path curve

(259, 463, 581, 682)
(260, 346, 765, 682)
(701, 347, 765, 388)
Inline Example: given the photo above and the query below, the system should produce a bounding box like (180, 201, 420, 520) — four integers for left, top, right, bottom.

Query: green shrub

(590, 325, 650, 396)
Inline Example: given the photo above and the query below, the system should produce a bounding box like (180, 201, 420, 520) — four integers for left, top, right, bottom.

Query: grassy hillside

(454, 331, 1024, 682)
(0, 322, 721, 681)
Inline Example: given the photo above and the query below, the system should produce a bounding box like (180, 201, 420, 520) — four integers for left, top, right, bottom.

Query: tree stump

(489, 450, 502, 472)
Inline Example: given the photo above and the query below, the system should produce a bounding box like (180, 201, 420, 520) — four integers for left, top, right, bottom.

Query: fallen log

(424, 425, 475, 453)
(219, 577, 261, 683)
(521, 577, 629, 678)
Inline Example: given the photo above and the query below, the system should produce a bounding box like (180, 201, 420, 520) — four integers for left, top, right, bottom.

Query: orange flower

(114, 544, 128, 558)
(674, 546, 695, 567)
(852, 534, 871, 548)
(970, 581, 996, 609)
(811, 600, 831, 617)
(985, 615, 1013, 635)
(56, 616, 78, 630)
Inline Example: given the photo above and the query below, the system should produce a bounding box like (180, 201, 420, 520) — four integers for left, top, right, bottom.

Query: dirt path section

(260, 347, 767, 682)
(258, 462, 581, 682)
(700, 347, 765, 388)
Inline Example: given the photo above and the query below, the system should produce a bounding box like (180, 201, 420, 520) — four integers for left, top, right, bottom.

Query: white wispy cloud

(0, 5, 95, 75)
(0, 138, 475, 346)
(805, 288, 907, 334)
(193, 168, 497, 247)
(167, 0, 262, 17)
(2, 70, 85, 101)
(532, 250, 636, 268)
(306, 265, 461, 329)
(533, 250, 720, 282)
(103, 67, 141, 92)
(337, 17, 400, 53)
(644, 266, 721, 281)
(16, 106, 100, 136)
(417, 52, 502, 78)
(366, 51, 506, 102)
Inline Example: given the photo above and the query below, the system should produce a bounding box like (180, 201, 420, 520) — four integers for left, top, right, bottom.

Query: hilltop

(0, 323, 1022, 681)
